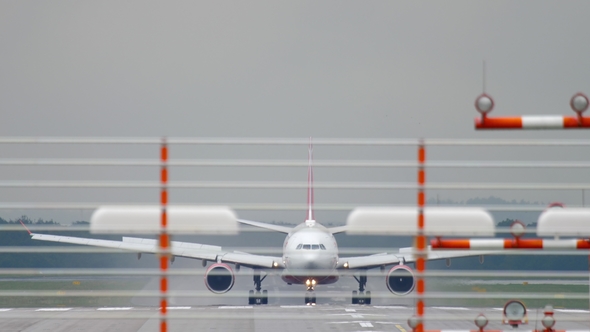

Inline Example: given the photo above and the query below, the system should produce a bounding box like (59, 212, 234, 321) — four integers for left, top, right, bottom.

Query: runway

(0, 305, 588, 332)
(2, 267, 588, 331)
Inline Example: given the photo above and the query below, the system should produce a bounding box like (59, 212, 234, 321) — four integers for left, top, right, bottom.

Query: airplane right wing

(30, 233, 284, 269)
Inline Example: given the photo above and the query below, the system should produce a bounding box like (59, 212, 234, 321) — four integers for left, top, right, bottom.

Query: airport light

(475, 93, 495, 115)
(474, 314, 488, 332)
(502, 300, 527, 328)
(541, 305, 556, 332)
(542, 315, 556, 331)
(407, 315, 419, 331)
(570, 92, 589, 115)
(510, 221, 526, 238)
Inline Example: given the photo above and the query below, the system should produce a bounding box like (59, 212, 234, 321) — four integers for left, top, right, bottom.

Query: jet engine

(386, 265, 415, 296)
(204, 263, 235, 294)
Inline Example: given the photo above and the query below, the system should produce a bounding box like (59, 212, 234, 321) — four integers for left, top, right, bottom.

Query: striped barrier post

(160, 138, 169, 332)
(415, 140, 427, 332)
(431, 238, 590, 250)
(474, 93, 590, 130)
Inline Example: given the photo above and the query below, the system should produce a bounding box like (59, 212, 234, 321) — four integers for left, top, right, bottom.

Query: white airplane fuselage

(281, 220, 339, 286)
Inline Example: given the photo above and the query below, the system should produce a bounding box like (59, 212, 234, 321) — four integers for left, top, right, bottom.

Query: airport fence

(0, 137, 588, 332)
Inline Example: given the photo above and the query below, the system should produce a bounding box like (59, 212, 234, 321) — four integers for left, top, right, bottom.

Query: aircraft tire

(262, 290, 268, 305)
(352, 290, 358, 304)
(365, 291, 371, 305)
(248, 290, 254, 305)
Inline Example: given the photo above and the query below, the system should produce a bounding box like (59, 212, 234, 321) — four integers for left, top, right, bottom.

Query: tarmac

(0, 305, 588, 332)
(0, 270, 588, 331)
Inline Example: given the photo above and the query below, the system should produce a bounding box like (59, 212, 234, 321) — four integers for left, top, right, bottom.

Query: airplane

(24, 141, 487, 306)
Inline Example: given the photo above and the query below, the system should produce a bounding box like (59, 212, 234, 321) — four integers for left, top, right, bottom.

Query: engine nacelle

(204, 263, 235, 294)
(386, 265, 415, 296)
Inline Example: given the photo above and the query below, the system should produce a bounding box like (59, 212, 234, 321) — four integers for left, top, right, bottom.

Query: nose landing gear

(248, 270, 268, 305)
(304, 278, 317, 305)
(352, 270, 371, 305)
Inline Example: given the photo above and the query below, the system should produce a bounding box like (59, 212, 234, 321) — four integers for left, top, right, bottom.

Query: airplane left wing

(30, 233, 284, 269)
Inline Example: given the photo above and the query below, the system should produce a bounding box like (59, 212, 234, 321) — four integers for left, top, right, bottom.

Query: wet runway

(2, 269, 589, 331)
(0, 305, 588, 332)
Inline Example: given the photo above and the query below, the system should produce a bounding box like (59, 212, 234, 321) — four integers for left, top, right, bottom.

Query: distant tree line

(0, 216, 136, 268)
(0, 209, 586, 271)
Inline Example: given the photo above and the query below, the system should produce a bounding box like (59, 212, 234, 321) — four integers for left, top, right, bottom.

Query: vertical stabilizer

(306, 138, 315, 222)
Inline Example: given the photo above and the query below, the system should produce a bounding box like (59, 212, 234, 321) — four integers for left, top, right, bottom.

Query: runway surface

(2, 268, 589, 331)
(0, 305, 588, 332)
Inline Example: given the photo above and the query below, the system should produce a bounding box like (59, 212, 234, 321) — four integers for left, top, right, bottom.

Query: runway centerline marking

(396, 323, 408, 332)
(164, 306, 192, 310)
(218, 306, 253, 309)
(432, 306, 470, 310)
(345, 308, 356, 312)
(556, 309, 590, 313)
(359, 321, 374, 327)
(36, 308, 72, 311)
(97, 307, 132, 311)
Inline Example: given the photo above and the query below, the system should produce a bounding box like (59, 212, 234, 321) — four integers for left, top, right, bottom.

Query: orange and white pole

(431, 238, 590, 250)
(475, 116, 590, 129)
(473, 93, 590, 130)
(159, 138, 169, 332)
(415, 140, 427, 332)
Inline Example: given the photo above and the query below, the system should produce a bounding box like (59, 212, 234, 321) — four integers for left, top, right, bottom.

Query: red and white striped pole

(474, 93, 590, 130)
(159, 138, 169, 332)
(431, 238, 590, 250)
(415, 140, 427, 332)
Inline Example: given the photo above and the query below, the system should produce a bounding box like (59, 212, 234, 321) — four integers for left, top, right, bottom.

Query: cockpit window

(320, 244, 326, 250)
(311, 244, 320, 250)
(296, 244, 302, 250)
(302, 244, 311, 250)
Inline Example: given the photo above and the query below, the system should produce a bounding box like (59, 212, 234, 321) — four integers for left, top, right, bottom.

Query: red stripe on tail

(307, 138, 314, 221)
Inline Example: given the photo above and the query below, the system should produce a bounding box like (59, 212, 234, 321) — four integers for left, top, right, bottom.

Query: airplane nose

(289, 252, 335, 271)
(290, 253, 320, 269)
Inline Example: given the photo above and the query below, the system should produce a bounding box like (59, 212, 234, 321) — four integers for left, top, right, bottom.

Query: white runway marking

(97, 307, 132, 311)
(0, 309, 12, 312)
(359, 321, 374, 327)
(36, 308, 72, 311)
(218, 306, 252, 309)
(165, 306, 192, 310)
(373, 306, 409, 309)
(556, 309, 590, 313)
(492, 308, 504, 311)
(432, 306, 470, 310)
(351, 314, 364, 318)
(345, 308, 357, 312)
(280, 305, 312, 308)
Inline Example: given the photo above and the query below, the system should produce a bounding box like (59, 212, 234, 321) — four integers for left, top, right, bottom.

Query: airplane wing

(327, 225, 347, 234)
(336, 246, 491, 270)
(30, 233, 284, 269)
(237, 219, 293, 234)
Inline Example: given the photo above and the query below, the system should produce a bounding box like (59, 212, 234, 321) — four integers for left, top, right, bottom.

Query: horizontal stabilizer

(237, 219, 292, 234)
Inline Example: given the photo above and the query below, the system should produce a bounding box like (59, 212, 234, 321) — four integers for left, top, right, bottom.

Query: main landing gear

(305, 279, 317, 306)
(248, 269, 268, 305)
(352, 270, 371, 305)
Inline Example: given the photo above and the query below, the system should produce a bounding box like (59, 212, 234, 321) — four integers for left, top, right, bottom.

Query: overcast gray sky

(0, 1, 589, 224)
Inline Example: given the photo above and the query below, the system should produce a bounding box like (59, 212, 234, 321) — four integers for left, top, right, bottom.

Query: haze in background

(0, 1, 588, 223)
